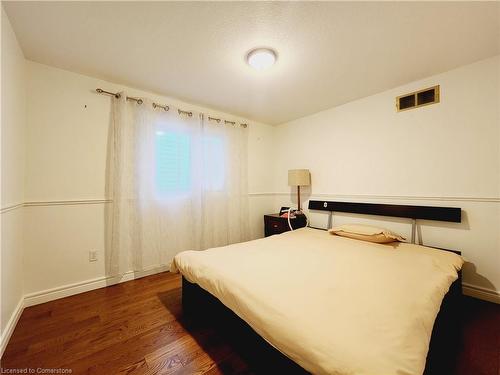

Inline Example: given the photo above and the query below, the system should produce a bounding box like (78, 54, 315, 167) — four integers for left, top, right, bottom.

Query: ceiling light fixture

(246, 48, 277, 70)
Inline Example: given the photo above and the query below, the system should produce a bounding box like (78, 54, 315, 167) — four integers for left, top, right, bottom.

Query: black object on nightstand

(264, 214, 307, 237)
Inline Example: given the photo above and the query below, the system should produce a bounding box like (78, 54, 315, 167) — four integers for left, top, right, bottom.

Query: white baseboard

(462, 283, 500, 304)
(24, 272, 133, 307)
(0, 298, 24, 358)
(24, 265, 169, 307)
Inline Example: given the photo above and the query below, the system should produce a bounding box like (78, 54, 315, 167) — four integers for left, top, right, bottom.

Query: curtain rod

(96, 88, 169, 111)
(96, 88, 248, 128)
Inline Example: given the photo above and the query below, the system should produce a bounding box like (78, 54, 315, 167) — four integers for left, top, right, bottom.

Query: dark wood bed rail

(308, 200, 461, 222)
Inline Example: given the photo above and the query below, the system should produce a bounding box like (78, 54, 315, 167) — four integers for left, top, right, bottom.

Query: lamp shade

(288, 169, 311, 186)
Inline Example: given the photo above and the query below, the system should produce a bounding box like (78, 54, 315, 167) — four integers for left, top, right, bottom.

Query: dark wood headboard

(308, 200, 461, 223)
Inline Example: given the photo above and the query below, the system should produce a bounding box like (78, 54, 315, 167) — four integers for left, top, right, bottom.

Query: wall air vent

(396, 85, 440, 112)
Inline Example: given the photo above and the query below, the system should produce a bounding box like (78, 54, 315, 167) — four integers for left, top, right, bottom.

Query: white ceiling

(4, 2, 500, 125)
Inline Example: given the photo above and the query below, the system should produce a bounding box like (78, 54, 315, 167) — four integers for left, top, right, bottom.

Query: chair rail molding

(3, 194, 498, 213)
(247, 192, 500, 203)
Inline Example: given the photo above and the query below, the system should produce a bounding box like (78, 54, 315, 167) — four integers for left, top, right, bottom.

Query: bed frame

(182, 200, 463, 375)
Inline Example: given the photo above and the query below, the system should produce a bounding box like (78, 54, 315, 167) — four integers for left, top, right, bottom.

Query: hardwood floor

(1, 273, 253, 374)
(455, 296, 500, 375)
(1, 272, 499, 375)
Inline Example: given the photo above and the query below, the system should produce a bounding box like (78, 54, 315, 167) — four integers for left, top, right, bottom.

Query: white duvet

(171, 227, 463, 375)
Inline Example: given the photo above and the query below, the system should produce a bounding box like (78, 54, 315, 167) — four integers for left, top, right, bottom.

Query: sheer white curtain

(106, 93, 249, 277)
(201, 119, 249, 248)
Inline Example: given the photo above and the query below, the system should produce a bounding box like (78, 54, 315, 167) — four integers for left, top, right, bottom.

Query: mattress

(171, 227, 463, 375)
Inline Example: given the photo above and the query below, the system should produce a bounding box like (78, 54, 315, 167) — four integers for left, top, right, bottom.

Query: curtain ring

(178, 109, 193, 117)
(153, 103, 170, 111)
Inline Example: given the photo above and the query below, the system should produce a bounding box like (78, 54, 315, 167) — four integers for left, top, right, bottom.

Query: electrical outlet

(89, 250, 98, 262)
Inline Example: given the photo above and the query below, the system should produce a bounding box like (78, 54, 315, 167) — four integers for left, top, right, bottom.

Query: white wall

(1, 7, 26, 352)
(22, 61, 276, 296)
(273, 56, 500, 301)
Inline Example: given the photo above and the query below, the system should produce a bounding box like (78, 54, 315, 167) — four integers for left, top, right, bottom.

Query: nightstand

(264, 214, 307, 237)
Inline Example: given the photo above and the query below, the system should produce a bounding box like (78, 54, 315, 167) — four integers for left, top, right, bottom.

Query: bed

(170, 201, 463, 375)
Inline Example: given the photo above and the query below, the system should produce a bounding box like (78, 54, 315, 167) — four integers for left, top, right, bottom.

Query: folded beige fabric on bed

(329, 223, 406, 243)
(171, 227, 463, 375)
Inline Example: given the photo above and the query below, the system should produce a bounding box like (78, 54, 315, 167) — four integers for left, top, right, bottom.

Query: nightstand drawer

(265, 218, 288, 235)
(264, 214, 307, 237)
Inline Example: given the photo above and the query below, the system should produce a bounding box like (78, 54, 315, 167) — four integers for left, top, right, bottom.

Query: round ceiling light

(246, 48, 277, 70)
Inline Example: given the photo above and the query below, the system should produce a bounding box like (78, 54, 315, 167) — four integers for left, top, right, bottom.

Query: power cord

(287, 207, 309, 231)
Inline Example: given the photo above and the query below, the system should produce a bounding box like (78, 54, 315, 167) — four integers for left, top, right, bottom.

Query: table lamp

(288, 169, 311, 213)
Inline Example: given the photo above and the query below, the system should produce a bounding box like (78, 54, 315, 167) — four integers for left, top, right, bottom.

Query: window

(155, 130, 226, 196)
(155, 131, 191, 194)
